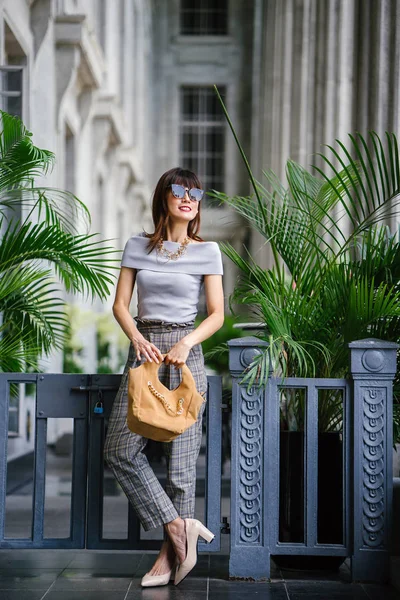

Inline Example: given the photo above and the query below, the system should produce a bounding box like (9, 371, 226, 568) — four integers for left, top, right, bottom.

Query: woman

(104, 167, 224, 587)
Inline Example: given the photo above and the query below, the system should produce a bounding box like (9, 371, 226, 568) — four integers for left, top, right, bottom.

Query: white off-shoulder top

(121, 233, 223, 323)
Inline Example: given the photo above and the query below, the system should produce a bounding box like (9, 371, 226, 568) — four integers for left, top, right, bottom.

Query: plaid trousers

(103, 320, 208, 531)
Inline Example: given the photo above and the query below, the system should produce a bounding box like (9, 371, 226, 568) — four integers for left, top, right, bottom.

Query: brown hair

(144, 167, 204, 252)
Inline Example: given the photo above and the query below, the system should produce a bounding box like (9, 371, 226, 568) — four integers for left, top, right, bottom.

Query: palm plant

(212, 87, 400, 437)
(0, 111, 118, 371)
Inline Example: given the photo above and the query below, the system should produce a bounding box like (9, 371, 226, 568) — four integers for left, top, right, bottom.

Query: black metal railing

(228, 336, 397, 583)
(0, 373, 222, 551)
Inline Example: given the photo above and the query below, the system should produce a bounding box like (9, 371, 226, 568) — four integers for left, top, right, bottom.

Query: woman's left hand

(164, 338, 192, 368)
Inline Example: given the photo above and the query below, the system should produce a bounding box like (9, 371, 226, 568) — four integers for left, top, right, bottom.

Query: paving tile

(165, 576, 208, 591)
(62, 553, 142, 577)
(286, 581, 368, 599)
(127, 587, 205, 600)
(4, 550, 398, 600)
(208, 593, 288, 600)
(209, 587, 288, 598)
(280, 564, 351, 583)
(44, 592, 127, 600)
(59, 569, 132, 580)
(287, 594, 366, 600)
(59, 568, 136, 578)
(362, 583, 400, 599)
(286, 581, 364, 592)
(0, 569, 60, 590)
(0, 568, 63, 578)
(209, 580, 288, 598)
(51, 576, 132, 591)
(0, 592, 44, 600)
(66, 552, 142, 571)
(210, 579, 275, 589)
(0, 550, 76, 569)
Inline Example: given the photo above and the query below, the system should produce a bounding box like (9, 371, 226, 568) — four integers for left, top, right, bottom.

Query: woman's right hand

(131, 334, 163, 363)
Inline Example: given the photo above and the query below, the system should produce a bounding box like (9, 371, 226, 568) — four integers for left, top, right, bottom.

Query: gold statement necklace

(156, 236, 190, 261)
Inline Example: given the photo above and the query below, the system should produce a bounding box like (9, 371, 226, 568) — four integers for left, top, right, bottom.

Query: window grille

(180, 86, 226, 207)
(180, 0, 228, 35)
(0, 66, 23, 118)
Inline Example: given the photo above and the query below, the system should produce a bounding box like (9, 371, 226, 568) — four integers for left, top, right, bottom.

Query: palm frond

(0, 267, 69, 354)
(0, 333, 42, 372)
(0, 111, 55, 189)
(214, 92, 400, 438)
(0, 221, 120, 300)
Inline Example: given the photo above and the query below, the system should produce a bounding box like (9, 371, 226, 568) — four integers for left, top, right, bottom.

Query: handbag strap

(143, 354, 196, 415)
(144, 354, 193, 383)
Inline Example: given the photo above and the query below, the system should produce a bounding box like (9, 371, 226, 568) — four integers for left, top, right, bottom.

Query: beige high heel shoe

(174, 518, 214, 586)
(141, 559, 176, 587)
(141, 569, 173, 587)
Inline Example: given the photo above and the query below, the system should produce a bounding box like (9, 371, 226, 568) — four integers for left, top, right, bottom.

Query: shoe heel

(197, 523, 214, 543)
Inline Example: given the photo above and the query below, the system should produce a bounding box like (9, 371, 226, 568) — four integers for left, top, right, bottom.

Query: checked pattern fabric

(104, 321, 207, 531)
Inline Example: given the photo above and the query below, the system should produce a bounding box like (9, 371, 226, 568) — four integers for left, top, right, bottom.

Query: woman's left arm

(164, 274, 224, 367)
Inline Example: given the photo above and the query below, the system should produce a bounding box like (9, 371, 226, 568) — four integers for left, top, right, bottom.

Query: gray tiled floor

(0, 551, 399, 600)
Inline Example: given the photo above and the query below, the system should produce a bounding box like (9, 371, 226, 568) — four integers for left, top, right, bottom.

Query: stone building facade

(0, 0, 156, 375)
(2, 0, 400, 451)
(0, 0, 254, 373)
(250, 0, 400, 267)
(1, 0, 252, 452)
(1, 0, 158, 454)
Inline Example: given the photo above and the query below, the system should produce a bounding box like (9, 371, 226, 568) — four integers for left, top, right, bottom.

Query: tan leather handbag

(127, 356, 206, 442)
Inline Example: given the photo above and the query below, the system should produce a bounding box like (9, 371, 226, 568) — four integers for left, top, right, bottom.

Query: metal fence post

(228, 336, 271, 580)
(349, 338, 398, 582)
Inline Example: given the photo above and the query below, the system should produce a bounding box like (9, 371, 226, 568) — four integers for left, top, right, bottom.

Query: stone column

(349, 338, 398, 582)
(228, 336, 271, 580)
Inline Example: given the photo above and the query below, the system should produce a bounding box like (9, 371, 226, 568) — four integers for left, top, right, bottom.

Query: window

(180, 86, 225, 206)
(180, 0, 228, 35)
(2, 23, 27, 120)
(0, 67, 23, 118)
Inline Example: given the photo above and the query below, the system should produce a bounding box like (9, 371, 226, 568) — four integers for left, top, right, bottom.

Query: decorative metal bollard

(349, 338, 397, 582)
(228, 336, 271, 580)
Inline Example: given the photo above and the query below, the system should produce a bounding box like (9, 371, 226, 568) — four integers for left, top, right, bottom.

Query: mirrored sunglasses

(170, 183, 204, 202)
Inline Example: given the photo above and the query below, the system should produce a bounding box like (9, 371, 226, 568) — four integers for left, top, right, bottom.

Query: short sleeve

(204, 242, 223, 275)
(121, 237, 142, 268)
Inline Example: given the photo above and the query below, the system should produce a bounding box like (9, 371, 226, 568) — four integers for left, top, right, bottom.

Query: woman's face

(166, 183, 199, 224)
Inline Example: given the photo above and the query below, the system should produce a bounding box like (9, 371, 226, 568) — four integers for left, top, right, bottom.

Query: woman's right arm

(112, 267, 163, 363)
